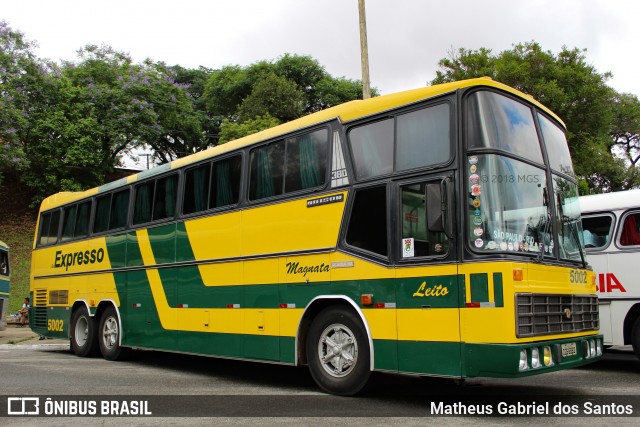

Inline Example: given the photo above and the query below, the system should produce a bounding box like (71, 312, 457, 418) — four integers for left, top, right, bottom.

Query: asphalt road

(0, 342, 639, 426)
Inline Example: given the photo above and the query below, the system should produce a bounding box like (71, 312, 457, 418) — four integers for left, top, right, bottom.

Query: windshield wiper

(562, 215, 587, 269)
(536, 214, 551, 263)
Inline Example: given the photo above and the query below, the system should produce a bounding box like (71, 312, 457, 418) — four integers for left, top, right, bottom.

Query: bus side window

(581, 215, 613, 249)
(620, 212, 640, 247)
(401, 182, 449, 257)
(346, 186, 388, 257)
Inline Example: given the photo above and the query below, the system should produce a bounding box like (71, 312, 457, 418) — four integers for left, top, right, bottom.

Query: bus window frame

(180, 152, 245, 220)
(345, 97, 456, 184)
(341, 182, 392, 265)
(394, 174, 455, 265)
(37, 208, 62, 247)
(616, 209, 640, 249)
(131, 172, 180, 229)
(581, 212, 616, 252)
(246, 125, 331, 206)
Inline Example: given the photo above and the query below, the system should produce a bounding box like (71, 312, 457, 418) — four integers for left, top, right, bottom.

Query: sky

(2, 0, 639, 97)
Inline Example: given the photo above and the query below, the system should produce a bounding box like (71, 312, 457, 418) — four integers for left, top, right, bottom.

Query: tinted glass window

(396, 104, 450, 171)
(346, 186, 388, 257)
(153, 174, 178, 221)
(133, 181, 154, 225)
(184, 164, 210, 215)
(467, 91, 543, 163)
(210, 156, 242, 208)
(109, 190, 129, 230)
(74, 201, 91, 238)
(285, 129, 328, 193)
(249, 141, 286, 200)
(401, 182, 449, 257)
(61, 205, 77, 241)
(539, 113, 574, 177)
(94, 194, 111, 233)
(38, 210, 60, 246)
(349, 119, 394, 179)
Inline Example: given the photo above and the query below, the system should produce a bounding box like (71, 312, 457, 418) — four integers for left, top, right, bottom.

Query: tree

(0, 20, 46, 185)
(610, 93, 640, 171)
(237, 73, 304, 122)
(203, 54, 371, 142)
(218, 114, 280, 144)
(432, 42, 640, 192)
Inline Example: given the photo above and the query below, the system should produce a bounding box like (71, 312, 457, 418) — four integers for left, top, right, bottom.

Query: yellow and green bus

(0, 240, 9, 329)
(29, 78, 602, 395)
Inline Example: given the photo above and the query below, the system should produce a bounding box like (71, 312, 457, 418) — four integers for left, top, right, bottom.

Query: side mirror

(426, 178, 454, 239)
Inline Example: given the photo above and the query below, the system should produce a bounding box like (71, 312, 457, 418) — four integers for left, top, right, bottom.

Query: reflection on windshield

(468, 154, 552, 255)
(538, 113, 574, 177)
(466, 91, 543, 164)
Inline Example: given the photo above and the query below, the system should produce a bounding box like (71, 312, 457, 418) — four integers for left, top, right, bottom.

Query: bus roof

(0, 240, 7, 250)
(579, 189, 640, 214)
(38, 77, 563, 212)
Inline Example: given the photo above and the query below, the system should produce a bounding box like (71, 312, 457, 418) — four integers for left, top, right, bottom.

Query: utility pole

(358, 0, 371, 99)
(140, 153, 152, 170)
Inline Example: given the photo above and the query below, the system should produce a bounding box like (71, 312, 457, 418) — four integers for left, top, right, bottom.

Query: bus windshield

(466, 90, 585, 262)
(468, 154, 551, 255)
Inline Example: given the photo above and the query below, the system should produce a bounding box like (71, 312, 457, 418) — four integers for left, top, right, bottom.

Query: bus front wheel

(98, 306, 129, 361)
(306, 306, 371, 395)
(70, 306, 98, 357)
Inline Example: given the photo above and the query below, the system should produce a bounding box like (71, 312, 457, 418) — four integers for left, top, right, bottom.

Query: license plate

(561, 342, 577, 357)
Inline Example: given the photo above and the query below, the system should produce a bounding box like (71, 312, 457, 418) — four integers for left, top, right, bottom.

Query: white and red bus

(580, 189, 640, 358)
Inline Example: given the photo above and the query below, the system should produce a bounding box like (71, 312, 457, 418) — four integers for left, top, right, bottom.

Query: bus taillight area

(464, 335, 604, 378)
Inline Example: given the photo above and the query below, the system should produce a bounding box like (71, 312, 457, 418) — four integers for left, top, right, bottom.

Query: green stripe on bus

(470, 273, 489, 303)
(397, 341, 461, 376)
(493, 272, 504, 307)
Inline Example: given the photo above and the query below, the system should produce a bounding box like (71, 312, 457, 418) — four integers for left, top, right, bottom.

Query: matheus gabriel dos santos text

(430, 401, 634, 416)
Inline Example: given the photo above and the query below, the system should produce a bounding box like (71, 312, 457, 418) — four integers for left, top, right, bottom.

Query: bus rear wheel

(70, 306, 98, 357)
(306, 306, 371, 396)
(98, 306, 129, 361)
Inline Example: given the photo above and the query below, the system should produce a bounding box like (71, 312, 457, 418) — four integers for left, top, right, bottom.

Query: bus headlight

(589, 340, 596, 358)
(543, 346, 553, 366)
(531, 347, 541, 368)
(519, 349, 528, 371)
(596, 339, 603, 356)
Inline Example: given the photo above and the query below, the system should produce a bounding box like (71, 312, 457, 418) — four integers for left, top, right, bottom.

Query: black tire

(98, 306, 130, 361)
(306, 306, 371, 396)
(70, 306, 99, 357)
(632, 317, 640, 360)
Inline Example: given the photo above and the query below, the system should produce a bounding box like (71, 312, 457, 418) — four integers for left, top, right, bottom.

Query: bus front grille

(515, 294, 599, 338)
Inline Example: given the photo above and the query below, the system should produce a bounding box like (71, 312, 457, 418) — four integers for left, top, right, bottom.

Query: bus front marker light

(361, 294, 373, 306)
(543, 346, 553, 366)
(531, 347, 541, 368)
(513, 269, 523, 281)
(519, 349, 528, 371)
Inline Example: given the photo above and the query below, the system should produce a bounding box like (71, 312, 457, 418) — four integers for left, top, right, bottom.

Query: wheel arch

(69, 299, 91, 339)
(295, 295, 374, 370)
(623, 302, 640, 345)
(69, 299, 122, 344)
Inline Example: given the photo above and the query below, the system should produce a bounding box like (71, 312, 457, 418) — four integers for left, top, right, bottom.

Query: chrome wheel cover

(317, 323, 358, 378)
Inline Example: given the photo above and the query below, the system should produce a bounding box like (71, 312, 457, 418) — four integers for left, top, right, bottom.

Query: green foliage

(237, 73, 304, 122)
(432, 42, 640, 193)
(203, 54, 370, 137)
(218, 114, 281, 144)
